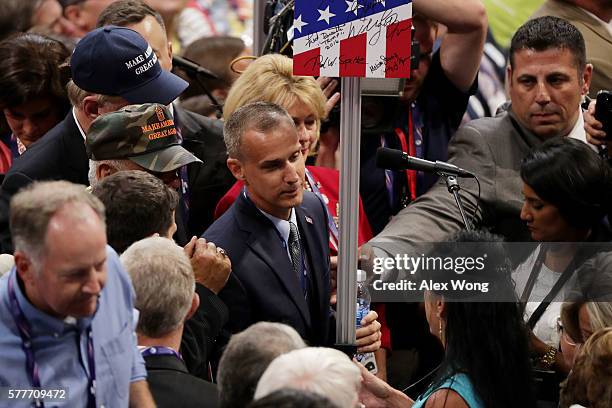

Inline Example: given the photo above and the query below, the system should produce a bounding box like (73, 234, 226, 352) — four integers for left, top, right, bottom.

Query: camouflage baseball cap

(86, 104, 202, 172)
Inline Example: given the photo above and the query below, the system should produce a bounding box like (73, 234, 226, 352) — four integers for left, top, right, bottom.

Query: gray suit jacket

(532, 0, 612, 97)
(372, 109, 543, 247)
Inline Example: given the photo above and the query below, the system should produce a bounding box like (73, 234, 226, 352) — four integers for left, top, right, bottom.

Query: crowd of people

(0, 0, 611, 407)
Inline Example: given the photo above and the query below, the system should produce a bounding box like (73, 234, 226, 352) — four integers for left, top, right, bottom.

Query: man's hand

(356, 310, 382, 353)
(316, 76, 341, 118)
(129, 380, 156, 408)
(183, 236, 231, 294)
(356, 361, 412, 408)
(585, 100, 608, 145)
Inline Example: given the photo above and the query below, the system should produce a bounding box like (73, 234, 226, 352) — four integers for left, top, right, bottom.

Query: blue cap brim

(120, 70, 188, 105)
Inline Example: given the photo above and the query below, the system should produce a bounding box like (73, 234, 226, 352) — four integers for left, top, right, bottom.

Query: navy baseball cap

(71, 26, 188, 105)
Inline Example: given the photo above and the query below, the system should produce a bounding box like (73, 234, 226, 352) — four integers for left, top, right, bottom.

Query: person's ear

(506, 65, 513, 86)
(436, 298, 446, 319)
(63, 5, 87, 32)
(581, 64, 593, 96)
(185, 292, 200, 321)
(227, 158, 246, 183)
(168, 41, 173, 65)
(96, 162, 117, 181)
(82, 95, 102, 121)
(14, 251, 35, 285)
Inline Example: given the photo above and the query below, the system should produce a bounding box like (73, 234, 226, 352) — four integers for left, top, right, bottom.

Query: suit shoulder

(301, 191, 327, 214)
(453, 113, 514, 144)
(177, 107, 223, 136)
(6, 129, 63, 177)
(202, 205, 240, 244)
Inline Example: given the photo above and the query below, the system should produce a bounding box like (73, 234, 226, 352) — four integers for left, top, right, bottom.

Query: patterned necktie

(288, 221, 306, 297)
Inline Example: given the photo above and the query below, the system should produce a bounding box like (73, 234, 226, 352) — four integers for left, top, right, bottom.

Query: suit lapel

(62, 112, 89, 185)
(235, 194, 312, 327)
(295, 205, 326, 313)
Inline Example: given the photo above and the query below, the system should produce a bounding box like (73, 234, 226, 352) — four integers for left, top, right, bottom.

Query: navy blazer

(203, 190, 331, 347)
(0, 112, 88, 253)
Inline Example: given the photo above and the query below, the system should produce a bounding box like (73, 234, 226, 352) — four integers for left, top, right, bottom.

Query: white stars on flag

(345, 0, 363, 16)
(293, 14, 307, 34)
(317, 6, 336, 25)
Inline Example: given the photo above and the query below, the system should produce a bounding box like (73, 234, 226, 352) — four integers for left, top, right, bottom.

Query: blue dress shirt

(0, 246, 146, 407)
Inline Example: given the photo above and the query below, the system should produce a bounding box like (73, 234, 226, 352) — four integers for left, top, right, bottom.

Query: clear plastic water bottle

(355, 269, 378, 374)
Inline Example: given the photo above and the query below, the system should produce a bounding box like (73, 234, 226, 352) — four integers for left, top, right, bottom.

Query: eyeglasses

(557, 317, 578, 346)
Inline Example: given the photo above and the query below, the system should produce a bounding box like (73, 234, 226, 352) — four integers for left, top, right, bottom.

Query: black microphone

(376, 147, 475, 178)
(172, 56, 219, 79)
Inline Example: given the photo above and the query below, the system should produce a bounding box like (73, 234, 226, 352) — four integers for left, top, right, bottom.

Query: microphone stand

(440, 173, 473, 231)
(176, 67, 223, 119)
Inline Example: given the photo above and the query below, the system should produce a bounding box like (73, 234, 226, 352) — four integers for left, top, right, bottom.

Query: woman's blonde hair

(560, 327, 612, 408)
(223, 54, 326, 145)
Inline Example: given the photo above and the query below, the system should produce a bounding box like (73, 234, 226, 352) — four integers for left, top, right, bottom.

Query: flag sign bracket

(292, 0, 412, 346)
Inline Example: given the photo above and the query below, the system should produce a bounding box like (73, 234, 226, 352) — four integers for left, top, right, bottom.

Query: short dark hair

(0, 0, 36, 41)
(180, 36, 246, 99)
(247, 388, 339, 408)
(223, 101, 294, 159)
(96, 0, 165, 31)
(521, 137, 611, 229)
(91, 170, 178, 253)
(510, 16, 586, 71)
(0, 33, 70, 110)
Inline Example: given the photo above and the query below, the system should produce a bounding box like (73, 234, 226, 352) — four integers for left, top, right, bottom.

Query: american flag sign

(293, 0, 412, 78)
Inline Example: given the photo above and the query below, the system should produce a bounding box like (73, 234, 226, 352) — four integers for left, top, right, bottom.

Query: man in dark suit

(121, 236, 219, 408)
(203, 102, 332, 346)
(0, 25, 189, 253)
(203, 103, 382, 354)
(370, 16, 594, 248)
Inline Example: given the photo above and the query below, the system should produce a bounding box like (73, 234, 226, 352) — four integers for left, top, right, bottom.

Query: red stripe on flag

(339, 33, 367, 77)
(293, 48, 321, 76)
(385, 18, 412, 78)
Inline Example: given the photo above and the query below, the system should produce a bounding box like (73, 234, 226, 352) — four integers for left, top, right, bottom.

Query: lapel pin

(305, 216, 313, 224)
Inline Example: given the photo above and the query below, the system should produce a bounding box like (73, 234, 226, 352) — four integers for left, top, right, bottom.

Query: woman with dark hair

(515, 137, 612, 375)
(415, 230, 535, 408)
(0, 32, 71, 166)
(520, 137, 611, 243)
(358, 230, 536, 408)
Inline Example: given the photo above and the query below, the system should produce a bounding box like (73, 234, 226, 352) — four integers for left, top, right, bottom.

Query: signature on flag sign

(293, 0, 412, 78)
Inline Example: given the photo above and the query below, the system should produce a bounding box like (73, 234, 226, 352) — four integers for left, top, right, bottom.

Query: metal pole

(336, 77, 362, 346)
(253, 0, 267, 56)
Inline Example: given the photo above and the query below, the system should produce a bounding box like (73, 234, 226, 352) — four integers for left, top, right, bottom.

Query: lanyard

(304, 168, 339, 252)
(394, 126, 416, 202)
(139, 346, 183, 361)
(520, 246, 577, 330)
(7, 273, 96, 408)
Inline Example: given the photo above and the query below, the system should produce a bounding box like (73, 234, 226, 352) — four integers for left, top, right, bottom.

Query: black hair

(521, 137, 611, 229)
(425, 230, 536, 408)
(96, 0, 165, 31)
(509, 16, 586, 72)
(0, 32, 70, 110)
(180, 36, 246, 99)
(91, 170, 178, 253)
(0, 0, 36, 41)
